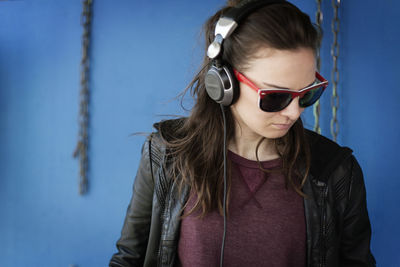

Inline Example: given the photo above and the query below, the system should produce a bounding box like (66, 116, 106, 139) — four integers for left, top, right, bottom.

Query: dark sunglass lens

(261, 93, 292, 112)
(299, 87, 324, 107)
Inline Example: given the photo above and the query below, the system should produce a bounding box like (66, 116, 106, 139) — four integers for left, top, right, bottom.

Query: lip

(272, 123, 292, 130)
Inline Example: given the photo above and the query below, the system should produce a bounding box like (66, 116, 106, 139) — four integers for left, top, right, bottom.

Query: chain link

(74, 0, 93, 195)
(330, 0, 340, 142)
(313, 0, 323, 134)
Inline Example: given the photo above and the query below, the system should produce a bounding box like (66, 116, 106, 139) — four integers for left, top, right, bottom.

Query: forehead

(243, 47, 316, 89)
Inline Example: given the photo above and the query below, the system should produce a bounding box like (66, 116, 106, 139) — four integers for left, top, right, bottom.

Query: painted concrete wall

(1, 0, 399, 266)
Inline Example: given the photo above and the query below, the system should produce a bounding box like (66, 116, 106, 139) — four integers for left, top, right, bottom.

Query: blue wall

(1, 1, 399, 266)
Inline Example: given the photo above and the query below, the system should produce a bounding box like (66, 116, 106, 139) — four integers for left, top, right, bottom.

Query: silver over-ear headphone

(204, 0, 285, 106)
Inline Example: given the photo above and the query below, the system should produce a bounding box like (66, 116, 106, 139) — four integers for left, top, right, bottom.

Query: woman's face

(230, 47, 316, 140)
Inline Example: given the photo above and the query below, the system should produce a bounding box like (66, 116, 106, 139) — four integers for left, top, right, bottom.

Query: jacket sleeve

(339, 156, 376, 266)
(109, 137, 155, 267)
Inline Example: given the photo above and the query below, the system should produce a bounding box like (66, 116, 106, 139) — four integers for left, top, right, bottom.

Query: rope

(330, 0, 340, 142)
(74, 0, 93, 195)
(313, 0, 323, 134)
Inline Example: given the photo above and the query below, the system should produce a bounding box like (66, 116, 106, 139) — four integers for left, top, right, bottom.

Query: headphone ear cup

(224, 63, 239, 105)
(205, 63, 239, 106)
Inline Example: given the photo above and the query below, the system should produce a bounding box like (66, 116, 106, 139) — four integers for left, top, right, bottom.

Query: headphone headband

(207, 0, 285, 59)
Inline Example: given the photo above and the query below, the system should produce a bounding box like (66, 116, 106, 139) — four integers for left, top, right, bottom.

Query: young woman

(110, 0, 375, 266)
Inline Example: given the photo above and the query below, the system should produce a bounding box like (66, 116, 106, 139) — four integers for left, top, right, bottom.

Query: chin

(264, 128, 290, 139)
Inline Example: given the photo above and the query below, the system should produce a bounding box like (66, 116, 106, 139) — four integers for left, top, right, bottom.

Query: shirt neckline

(228, 150, 282, 169)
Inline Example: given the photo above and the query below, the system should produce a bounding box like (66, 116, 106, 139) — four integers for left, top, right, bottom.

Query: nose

(279, 97, 304, 120)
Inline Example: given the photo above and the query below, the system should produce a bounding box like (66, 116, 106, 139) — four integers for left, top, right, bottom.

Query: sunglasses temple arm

(233, 69, 260, 92)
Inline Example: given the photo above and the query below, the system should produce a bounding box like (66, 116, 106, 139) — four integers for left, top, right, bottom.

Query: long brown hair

(158, 0, 319, 217)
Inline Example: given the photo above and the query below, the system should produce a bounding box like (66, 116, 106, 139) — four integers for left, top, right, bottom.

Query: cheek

(236, 85, 259, 112)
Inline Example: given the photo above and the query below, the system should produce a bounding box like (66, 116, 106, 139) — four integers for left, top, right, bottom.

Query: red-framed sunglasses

(234, 69, 329, 112)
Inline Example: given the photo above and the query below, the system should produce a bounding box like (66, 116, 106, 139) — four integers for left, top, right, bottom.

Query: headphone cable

(219, 104, 228, 267)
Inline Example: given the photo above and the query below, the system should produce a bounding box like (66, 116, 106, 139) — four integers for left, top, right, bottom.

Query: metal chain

(74, 0, 93, 195)
(331, 0, 340, 142)
(313, 0, 323, 134)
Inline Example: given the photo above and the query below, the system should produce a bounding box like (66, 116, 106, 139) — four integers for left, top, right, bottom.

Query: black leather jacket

(110, 119, 376, 267)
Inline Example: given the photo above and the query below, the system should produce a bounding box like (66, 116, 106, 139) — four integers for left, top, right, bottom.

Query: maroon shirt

(177, 150, 306, 267)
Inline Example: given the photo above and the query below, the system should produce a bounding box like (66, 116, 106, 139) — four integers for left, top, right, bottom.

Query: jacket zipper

(158, 178, 171, 267)
(157, 206, 167, 266)
(319, 184, 328, 267)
